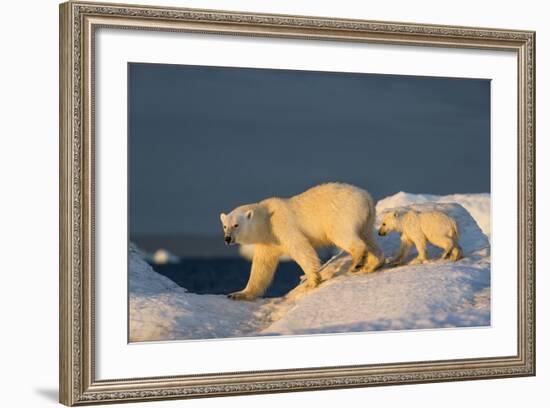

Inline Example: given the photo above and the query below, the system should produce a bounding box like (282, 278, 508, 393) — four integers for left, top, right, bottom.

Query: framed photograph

(59, 1, 536, 405)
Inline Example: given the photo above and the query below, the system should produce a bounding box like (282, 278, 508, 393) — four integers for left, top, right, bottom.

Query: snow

(129, 192, 491, 342)
(263, 250, 490, 335)
(129, 243, 267, 341)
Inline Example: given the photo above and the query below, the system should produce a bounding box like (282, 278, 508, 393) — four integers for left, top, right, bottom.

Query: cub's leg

(435, 236, 456, 260)
(409, 233, 429, 265)
(448, 245, 463, 261)
(390, 237, 413, 266)
(228, 245, 280, 301)
(431, 236, 462, 262)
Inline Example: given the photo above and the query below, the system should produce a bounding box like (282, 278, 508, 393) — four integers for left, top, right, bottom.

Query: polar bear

(378, 209, 462, 265)
(220, 183, 384, 300)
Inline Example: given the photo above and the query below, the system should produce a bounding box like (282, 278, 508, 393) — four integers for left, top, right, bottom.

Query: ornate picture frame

(59, 1, 535, 405)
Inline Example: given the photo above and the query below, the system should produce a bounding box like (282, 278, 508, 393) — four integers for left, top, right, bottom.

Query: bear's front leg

(227, 291, 257, 301)
(228, 245, 280, 301)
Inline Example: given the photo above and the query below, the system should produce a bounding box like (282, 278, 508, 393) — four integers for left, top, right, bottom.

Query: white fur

(378, 209, 462, 265)
(220, 183, 384, 300)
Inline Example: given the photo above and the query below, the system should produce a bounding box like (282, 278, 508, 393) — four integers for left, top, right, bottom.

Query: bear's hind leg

(362, 229, 384, 273)
(363, 251, 384, 273)
(351, 244, 368, 272)
(284, 237, 322, 289)
(332, 236, 367, 272)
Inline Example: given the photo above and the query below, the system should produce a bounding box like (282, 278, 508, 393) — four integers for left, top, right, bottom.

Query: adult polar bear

(220, 183, 384, 300)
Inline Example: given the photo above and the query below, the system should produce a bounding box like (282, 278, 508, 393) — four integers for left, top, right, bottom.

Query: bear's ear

(246, 209, 253, 220)
(220, 213, 227, 222)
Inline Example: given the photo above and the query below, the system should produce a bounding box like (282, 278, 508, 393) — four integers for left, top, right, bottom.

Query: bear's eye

(382, 223, 386, 227)
(223, 226, 227, 230)
(233, 224, 239, 228)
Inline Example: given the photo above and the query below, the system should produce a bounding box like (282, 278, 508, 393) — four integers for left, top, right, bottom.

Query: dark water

(150, 258, 304, 298)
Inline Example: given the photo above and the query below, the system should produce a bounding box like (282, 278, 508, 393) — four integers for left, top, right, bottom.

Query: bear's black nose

(378, 231, 384, 236)
(224, 236, 232, 244)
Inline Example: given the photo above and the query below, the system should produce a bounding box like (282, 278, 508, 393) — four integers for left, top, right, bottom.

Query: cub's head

(378, 210, 400, 236)
(219, 206, 255, 245)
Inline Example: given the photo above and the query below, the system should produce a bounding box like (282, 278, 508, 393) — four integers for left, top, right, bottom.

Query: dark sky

(129, 63, 490, 237)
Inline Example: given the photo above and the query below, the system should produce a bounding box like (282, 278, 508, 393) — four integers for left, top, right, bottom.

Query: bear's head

(219, 206, 256, 245)
(378, 210, 401, 236)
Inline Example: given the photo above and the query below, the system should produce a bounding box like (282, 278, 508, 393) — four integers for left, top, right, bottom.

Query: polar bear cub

(220, 183, 384, 300)
(378, 209, 462, 265)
